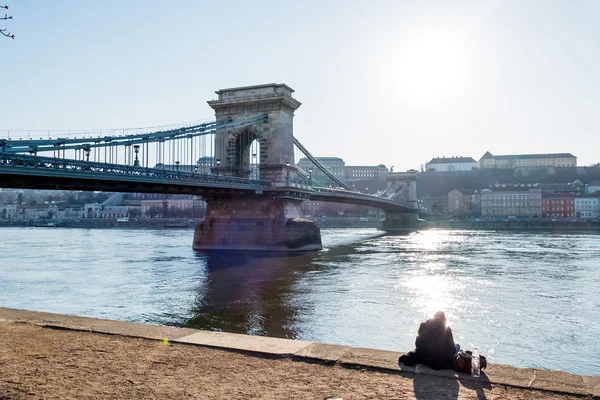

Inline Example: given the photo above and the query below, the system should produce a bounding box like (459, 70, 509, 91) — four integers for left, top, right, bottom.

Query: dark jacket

(399, 312, 457, 370)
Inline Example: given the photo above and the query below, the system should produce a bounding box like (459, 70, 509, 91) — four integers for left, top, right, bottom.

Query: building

(0, 205, 19, 220)
(297, 157, 345, 187)
(426, 156, 478, 171)
(447, 189, 481, 215)
(197, 156, 215, 175)
(154, 163, 197, 173)
(419, 196, 448, 214)
(480, 184, 542, 218)
(540, 181, 585, 195)
(344, 164, 388, 182)
(141, 198, 205, 218)
(479, 152, 577, 169)
(574, 197, 599, 219)
(300, 200, 362, 217)
(586, 180, 600, 195)
(542, 194, 575, 218)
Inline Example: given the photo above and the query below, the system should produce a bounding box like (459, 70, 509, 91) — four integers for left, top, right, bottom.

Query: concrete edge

(0, 307, 597, 397)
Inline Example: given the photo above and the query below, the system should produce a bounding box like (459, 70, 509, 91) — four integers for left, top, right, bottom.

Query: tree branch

(1, 28, 14, 39)
(1, 4, 14, 39)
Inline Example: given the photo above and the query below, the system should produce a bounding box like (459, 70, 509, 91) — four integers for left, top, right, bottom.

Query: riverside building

(574, 197, 599, 219)
(542, 194, 575, 218)
(480, 184, 542, 218)
(447, 189, 481, 215)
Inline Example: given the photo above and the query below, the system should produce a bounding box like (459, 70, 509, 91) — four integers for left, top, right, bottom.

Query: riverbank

(427, 219, 600, 232)
(0, 218, 202, 229)
(0, 217, 381, 229)
(3, 217, 599, 232)
(0, 308, 598, 399)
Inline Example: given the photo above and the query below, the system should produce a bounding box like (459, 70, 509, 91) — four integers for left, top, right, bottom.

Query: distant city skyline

(3, 0, 599, 170)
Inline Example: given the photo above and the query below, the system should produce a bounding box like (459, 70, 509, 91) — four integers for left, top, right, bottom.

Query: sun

(391, 28, 472, 111)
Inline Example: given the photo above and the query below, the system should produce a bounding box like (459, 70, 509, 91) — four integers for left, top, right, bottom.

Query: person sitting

(399, 311, 459, 370)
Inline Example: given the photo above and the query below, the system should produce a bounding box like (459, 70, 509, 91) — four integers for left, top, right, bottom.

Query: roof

(540, 183, 584, 193)
(345, 165, 388, 170)
(480, 151, 494, 160)
(299, 157, 344, 162)
(588, 180, 600, 186)
(542, 193, 575, 198)
(427, 157, 477, 164)
(448, 189, 479, 195)
(480, 152, 576, 161)
(315, 157, 344, 162)
(484, 183, 541, 192)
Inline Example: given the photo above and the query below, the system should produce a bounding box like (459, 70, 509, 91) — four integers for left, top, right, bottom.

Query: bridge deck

(0, 153, 417, 213)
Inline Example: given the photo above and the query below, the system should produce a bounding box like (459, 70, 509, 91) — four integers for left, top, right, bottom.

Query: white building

(426, 156, 478, 171)
(344, 165, 388, 182)
(574, 197, 599, 219)
(480, 185, 542, 218)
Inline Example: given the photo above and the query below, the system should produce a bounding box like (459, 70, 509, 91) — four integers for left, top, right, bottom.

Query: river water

(0, 227, 598, 375)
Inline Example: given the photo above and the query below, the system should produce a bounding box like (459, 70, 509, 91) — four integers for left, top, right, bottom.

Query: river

(0, 227, 598, 375)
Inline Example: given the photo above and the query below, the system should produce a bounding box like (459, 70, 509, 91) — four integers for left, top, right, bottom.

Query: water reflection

(186, 250, 319, 338)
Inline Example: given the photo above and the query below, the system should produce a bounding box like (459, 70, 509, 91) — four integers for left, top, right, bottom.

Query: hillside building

(426, 156, 478, 171)
(344, 165, 388, 182)
(479, 152, 576, 169)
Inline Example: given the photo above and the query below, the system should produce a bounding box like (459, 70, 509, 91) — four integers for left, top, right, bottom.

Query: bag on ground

(454, 350, 488, 374)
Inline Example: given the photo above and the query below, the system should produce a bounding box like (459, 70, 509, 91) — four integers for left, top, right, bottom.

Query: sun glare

(392, 29, 472, 110)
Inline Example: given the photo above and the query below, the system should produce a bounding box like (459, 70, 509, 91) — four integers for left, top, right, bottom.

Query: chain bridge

(0, 83, 420, 251)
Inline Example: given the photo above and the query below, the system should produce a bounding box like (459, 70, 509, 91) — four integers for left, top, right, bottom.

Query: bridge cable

(292, 137, 352, 190)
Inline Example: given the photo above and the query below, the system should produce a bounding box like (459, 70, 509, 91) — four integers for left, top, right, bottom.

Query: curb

(1, 307, 598, 398)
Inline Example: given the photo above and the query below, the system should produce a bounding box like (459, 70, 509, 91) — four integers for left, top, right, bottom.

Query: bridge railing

(310, 186, 418, 210)
(0, 152, 271, 188)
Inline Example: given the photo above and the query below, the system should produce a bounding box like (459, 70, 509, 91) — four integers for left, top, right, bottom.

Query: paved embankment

(0, 307, 598, 399)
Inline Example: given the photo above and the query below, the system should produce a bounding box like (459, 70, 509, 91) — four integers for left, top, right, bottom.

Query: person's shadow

(457, 374, 493, 400)
(411, 368, 492, 400)
(413, 373, 459, 400)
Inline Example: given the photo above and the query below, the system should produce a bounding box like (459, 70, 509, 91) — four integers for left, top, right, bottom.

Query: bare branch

(1, 28, 14, 39)
(1, 3, 14, 39)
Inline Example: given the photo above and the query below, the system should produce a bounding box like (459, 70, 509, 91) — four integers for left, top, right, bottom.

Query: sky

(2, 0, 599, 170)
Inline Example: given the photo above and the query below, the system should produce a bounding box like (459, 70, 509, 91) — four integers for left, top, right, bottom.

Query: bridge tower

(193, 84, 322, 252)
(209, 83, 299, 183)
(379, 171, 423, 232)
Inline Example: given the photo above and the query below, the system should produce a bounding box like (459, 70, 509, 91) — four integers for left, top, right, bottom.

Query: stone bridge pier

(379, 171, 424, 232)
(193, 83, 322, 252)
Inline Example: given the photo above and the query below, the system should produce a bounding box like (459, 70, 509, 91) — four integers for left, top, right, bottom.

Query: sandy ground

(0, 323, 587, 400)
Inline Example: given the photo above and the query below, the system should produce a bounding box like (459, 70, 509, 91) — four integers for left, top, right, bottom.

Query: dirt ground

(0, 323, 587, 400)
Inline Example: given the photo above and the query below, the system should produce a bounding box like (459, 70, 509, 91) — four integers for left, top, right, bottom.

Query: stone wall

(193, 197, 321, 251)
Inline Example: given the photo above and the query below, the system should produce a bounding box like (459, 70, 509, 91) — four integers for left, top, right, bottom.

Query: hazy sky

(3, 0, 599, 170)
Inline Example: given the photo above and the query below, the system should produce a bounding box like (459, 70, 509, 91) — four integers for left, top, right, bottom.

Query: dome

(573, 179, 584, 186)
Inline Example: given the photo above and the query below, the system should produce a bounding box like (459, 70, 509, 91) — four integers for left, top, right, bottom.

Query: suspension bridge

(0, 83, 421, 251)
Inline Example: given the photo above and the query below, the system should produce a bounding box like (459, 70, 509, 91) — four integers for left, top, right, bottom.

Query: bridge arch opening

(229, 127, 265, 179)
